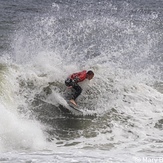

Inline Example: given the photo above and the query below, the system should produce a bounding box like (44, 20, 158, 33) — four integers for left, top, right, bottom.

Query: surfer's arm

(68, 70, 87, 83)
(73, 71, 87, 82)
(73, 77, 80, 82)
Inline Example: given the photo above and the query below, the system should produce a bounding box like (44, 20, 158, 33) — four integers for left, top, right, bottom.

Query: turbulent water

(0, 0, 163, 162)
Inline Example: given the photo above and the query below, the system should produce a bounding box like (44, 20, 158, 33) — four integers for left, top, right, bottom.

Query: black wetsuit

(65, 70, 87, 100)
(65, 78, 82, 100)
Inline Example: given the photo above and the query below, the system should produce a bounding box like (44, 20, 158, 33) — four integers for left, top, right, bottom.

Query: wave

(0, 0, 163, 153)
(0, 59, 162, 152)
(0, 64, 46, 151)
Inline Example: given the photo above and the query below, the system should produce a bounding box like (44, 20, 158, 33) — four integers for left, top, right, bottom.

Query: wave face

(0, 0, 163, 162)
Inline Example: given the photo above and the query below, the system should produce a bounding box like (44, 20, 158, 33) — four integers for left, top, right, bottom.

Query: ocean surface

(0, 0, 163, 162)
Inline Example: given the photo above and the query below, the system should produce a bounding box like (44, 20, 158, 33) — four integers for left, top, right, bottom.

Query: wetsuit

(65, 70, 87, 100)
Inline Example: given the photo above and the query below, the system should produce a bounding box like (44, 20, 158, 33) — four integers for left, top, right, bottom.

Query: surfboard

(36, 95, 83, 116)
(66, 101, 83, 115)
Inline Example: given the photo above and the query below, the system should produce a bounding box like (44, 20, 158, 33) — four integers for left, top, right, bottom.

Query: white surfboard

(37, 92, 83, 116)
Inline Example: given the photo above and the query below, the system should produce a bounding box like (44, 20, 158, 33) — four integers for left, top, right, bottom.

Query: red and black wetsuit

(69, 70, 87, 82)
(65, 70, 87, 100)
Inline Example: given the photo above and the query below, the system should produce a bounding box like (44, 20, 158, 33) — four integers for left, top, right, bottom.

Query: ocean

(0, 0, 163, 162)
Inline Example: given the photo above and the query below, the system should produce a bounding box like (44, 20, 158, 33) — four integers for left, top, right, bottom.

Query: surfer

(65, 70, 94, 106)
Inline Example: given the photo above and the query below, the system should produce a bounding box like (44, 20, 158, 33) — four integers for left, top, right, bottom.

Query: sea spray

(0, 64, 47, 151)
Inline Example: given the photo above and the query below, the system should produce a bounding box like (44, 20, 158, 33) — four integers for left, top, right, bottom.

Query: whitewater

(0, 0, 163, 162)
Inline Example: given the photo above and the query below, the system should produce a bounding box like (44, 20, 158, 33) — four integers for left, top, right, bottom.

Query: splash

(0, 0, 163, 153)
(0, 65, 47, 151)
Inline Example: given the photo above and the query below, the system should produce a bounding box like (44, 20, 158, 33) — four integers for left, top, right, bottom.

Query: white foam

(0, 103, 46, 152)
(0, 67, 47, 151)
(1, 2, 162, 155)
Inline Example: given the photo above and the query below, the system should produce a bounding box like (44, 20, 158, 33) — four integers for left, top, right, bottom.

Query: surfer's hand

(71, 79, 77, 86)
(73, 77, 79, 82)
(71, 79, 75, 83)
(68, 86, 73, 89)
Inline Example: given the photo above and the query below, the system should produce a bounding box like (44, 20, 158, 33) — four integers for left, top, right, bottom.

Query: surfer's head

(86, 70, 94, 80)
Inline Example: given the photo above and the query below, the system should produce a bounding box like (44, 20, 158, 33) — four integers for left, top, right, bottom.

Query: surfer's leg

(65, 78, 72, 87)
(69, 99, 77, 106)
(72, 85, 82, 100)
(69, 85, 82, 106)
